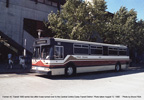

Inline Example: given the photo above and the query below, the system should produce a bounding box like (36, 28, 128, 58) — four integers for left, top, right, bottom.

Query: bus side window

(54, 46, 64, 59)
(119, 48, 127, 55)
(90, 45, 103, 55)
(108, 47, 118, 56)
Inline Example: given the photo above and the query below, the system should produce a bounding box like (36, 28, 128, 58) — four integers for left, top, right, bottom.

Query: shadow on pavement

(0, 64, 32, 75)
(37, 66, 144, 80)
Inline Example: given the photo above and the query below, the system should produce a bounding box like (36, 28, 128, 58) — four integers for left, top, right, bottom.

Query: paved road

(0, 67, 144, 100)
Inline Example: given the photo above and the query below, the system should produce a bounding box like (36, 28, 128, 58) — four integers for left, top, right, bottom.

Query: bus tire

(65, 65, 76, 76)
(115, 63, 121, 72)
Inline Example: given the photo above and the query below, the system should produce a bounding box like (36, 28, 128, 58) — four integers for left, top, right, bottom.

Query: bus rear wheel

(65, 65, 75, 76)
(115, 63, 121, 72)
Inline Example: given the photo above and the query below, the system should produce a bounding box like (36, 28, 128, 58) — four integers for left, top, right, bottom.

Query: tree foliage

(104, 6, 144, 51)
(46, 0, 144, 52)
(46, 0, 108, 41)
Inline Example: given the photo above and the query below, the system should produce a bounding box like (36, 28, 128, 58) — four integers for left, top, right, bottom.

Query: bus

(32, 37, 130, 76)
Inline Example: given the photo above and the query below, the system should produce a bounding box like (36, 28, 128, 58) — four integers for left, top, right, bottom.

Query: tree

(104, 7, 138, 48)
(46, 0, 144, 54)
(135, 20, 144, 52)
(46, 0, 108, 41)
(104, 6, 144, 59)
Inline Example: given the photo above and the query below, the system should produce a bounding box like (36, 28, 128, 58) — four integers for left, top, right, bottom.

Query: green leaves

(105, 6, 144, 51)
(46, 0, 144, 52)
(47, 0, 107, 42)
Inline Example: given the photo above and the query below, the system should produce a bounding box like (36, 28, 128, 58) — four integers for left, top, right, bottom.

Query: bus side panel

(77, 65, 115, 73)
(51, 68, 65, 75)
(121, 64, 127, 70)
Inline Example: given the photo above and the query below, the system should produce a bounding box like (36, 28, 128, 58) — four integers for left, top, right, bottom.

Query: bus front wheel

(65, 65, 75, 76)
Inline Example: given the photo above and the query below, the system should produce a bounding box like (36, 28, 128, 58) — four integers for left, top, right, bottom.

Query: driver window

(54, 46, 64, 59)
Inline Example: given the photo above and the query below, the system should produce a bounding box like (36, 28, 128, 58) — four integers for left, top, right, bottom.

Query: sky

(105, 0, 144, 20)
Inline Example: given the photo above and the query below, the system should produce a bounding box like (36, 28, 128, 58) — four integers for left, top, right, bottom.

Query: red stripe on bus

(73, 60, 128, 66)
(32, 60, 128, 68)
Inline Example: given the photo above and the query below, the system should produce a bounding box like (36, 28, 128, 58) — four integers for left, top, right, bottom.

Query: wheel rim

(67, 67, 73, 75)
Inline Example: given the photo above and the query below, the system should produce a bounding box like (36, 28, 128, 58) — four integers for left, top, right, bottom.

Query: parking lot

(0, 67, 144, 100)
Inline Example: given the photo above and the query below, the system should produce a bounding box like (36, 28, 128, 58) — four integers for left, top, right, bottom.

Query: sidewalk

(0, 63, 32, 74)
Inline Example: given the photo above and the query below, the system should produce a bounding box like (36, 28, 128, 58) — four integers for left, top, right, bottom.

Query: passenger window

(54, 46, 64, 59)
(90, 45, 103, 55)
(74, 44, 89, 54)
(108, 47, 118, 55)
(119, 48, 127, 55)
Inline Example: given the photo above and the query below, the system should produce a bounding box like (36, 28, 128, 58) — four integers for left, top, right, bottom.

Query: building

(0, 0, 66, 63)
(0, 0, 112, 63)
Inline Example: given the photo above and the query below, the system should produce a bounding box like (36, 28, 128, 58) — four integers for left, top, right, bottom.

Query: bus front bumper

(31, 66, 51, 75)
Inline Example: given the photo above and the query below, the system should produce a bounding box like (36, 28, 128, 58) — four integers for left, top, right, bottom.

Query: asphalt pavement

(0, 64, 144, 100)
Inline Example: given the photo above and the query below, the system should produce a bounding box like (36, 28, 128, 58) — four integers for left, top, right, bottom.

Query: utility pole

(37, 29, 43, 38)
(23, 39, 26, 57)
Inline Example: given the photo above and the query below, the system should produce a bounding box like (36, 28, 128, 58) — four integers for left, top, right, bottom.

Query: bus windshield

(41, 45, 53, 59)
(33, 46, 53, 59)
(33, 47, 40, 59)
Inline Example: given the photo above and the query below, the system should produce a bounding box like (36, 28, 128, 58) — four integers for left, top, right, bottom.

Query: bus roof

(35, 37, 127, 48)
(54, 38, 127, 48)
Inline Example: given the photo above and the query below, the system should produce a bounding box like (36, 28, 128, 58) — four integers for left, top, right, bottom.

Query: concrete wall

(23, 31, 35, 53)
(0, 0, 58, 52)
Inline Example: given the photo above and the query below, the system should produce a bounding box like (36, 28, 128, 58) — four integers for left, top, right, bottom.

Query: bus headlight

(32, 66, 36, 70)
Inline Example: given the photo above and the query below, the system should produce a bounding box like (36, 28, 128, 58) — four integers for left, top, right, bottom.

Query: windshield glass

(41, 45, 53, 59)
(33, 47, 40, 58)
(33, 46, 53, 59)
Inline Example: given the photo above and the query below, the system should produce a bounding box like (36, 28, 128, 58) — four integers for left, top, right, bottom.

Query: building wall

(0, 0, 58, 52)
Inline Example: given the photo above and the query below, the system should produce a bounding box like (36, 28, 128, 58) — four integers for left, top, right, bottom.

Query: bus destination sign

(35, 40, 47, 44)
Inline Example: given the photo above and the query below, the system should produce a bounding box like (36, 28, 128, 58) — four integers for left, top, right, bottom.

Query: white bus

(32, 38, 130, 76)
